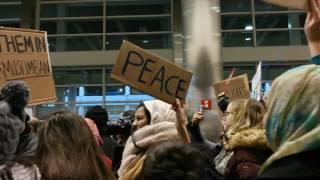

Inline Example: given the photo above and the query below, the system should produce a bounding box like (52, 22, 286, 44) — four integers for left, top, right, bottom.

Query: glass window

(222, 32, 253, 47)
(41, 2, 103, 17)
(0, 22, 20, 28)
(107, 0, 170, 16)
(130, 88, 146, 95)
(35, 103, 75, 120)
(40, 19, 103, 34)
(35, 103, 103, 120)
(56, 86, 103, 103)
(256, 30, 307, 46)
(106, 104, 126, 120)
(53, 69, 102, 85)
(0, 5, 21, 18)
(106, 34, 172, 50)
(223, 66, 256, 79)
(254, 0, 288, 11)
(105, 69, 121, 84)
(221, 0, 251, 13)
(221, 15, 252, 30)
(255, 13, 306, 29)
(76, 104, 103, 117)
(262, 64, 302, 80)
(107, 17, 171, 33)
(106, 85, 126, 96)
(48, 36, 103, 51)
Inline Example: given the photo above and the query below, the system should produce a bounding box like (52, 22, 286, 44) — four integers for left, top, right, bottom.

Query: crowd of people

(0, 3, 319, 180)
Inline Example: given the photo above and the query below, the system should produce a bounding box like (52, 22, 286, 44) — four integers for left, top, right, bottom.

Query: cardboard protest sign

(111, 41, 193, 104)
(0, 27, 56, 105)
(213, 74, 250, 101)
(251, 62, 262, 101)
(263, 0, 308, 10)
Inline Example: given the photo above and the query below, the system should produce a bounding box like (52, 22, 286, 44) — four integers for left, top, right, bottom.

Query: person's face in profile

(132, 106, 149, 131)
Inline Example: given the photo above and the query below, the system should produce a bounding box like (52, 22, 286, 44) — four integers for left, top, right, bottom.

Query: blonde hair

(227, 99, 266, 137)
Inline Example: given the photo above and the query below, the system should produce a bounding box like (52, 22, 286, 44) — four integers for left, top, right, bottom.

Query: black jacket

(187, 122, 222, 180)
(256, 149, 320, 180)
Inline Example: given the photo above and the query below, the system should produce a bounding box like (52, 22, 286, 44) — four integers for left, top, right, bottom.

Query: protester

(223, 99, 270, 180)
(132, 102, 151, 131)
(256, 68, 320, 178)
(85, 105, 121, 161)
(117, 99, 187, 180)
(143, 142, 206, 180)
(35, 111, 115, 180)
(0, 81, 41, 179)
(84, 117, 113, 168)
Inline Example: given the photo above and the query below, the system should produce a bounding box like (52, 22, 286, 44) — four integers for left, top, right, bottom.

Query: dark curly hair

(144, 142, 205, 180)
(85, 105, 108, 133)
(0, 81, 29, 121)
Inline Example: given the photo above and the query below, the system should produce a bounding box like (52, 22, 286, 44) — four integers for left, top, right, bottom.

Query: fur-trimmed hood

(229, 129, 269, 150)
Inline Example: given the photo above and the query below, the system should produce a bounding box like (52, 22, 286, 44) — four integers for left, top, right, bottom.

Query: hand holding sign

(174, 99, 190, 144)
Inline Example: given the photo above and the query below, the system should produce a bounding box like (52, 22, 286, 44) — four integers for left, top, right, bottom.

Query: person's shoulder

(257, 150, 320, 179)
(0, 162, 41, 180)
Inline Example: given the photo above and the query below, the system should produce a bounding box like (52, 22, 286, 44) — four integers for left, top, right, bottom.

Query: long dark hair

(34, 111, 115, 180)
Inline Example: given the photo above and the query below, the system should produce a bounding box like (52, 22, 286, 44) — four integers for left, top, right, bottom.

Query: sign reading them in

(213, 74, 250, 101)
(0, 27, 56, 105)
(111, 41, 193, 104)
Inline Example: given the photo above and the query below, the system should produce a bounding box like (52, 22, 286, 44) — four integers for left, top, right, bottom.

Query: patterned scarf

(260, 64, 320, 172)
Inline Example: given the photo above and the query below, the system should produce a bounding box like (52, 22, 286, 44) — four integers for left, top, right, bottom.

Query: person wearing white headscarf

(118, 99, 189, 180)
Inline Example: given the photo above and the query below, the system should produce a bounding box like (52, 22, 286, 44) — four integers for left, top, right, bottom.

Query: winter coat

(224, 129, 272, 180)
(256, 148, 320, 180)
(187, 122, 222, 180)
(187, 122, 222, 165)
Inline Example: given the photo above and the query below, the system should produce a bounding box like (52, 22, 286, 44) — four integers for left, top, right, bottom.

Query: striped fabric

(260, 64, 320, 172)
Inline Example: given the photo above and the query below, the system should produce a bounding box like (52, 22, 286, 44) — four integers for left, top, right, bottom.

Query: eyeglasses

(223, 111, 232, 118)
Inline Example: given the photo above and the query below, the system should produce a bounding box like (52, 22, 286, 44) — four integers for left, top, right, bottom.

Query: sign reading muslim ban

(111, 41, 193, 104)
(213, 74, 250, 101)
(0, 27, 56, 105)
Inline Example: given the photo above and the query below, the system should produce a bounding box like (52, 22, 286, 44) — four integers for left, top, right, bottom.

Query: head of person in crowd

(118, 100, 180, 179)
(84, 117, 104, 145)
(217, 92, 230, 113)
(132, 102, 151, 131)
(144, 142, 205, 180)
(35, 111, 115, 180)
(224, 99, 266, 137)
(0, 81, 29, 122)
(85, 105, 109, 134)
(259, 64, 320, 172)
(122, 110, 135, 123)
(116, 110, 135, 145)
(0, 81, 39, 161)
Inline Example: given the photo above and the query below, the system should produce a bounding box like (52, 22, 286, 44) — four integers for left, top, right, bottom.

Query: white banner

(251, 62, 262, 101)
